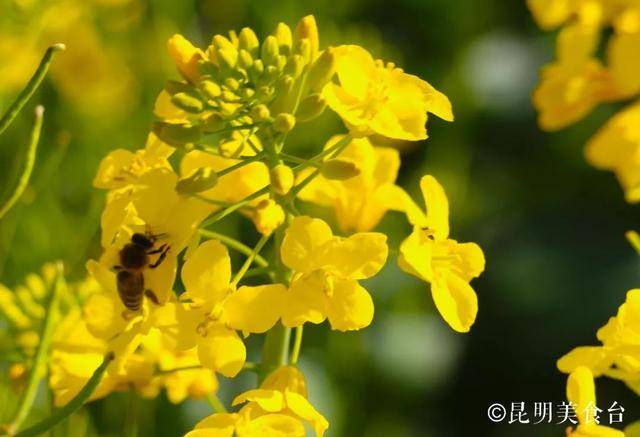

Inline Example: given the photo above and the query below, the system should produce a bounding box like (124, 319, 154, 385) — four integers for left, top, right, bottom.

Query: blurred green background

(1, 0, 639, 436)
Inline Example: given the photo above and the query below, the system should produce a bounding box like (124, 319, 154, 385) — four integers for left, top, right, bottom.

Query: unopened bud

(274, 23, 292, 54)
(165, 80, 192, 95)
(296, 94, 327, 121)
(152, 122, 202, 147)
(270, 164, 295, 195)
(251, 104, 271, 122)
(321, 158, 360, 180)
(294, 39, 312, 64)
(284, 55, 305, 78)
(273, 113, 296, 134)
(295, 15, 319, 59)
(238, 28, 260, 54)
(261, 36, 280, 66)
(171, 92, 203, 113)
(224, 78, 240, 91)
(238, 49, 254, 70)
(177, 167, 219, 194)
(306, 48, 336, 92)
(217, 47, 238, 69)
(200, 80, 221, 99)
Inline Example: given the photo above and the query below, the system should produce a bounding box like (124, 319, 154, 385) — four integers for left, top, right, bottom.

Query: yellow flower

(585, 101, 640, 203)
(279, 216, 388, 331)
(397, 175, 485, 333)
(187, 366, 328, 437)
(93, 133, 174, 190)
(324, 44, 453, 141)
(532, 19, 620, 131)
(185, 412, 304, 437)
(162, 240, 286, 377)
(565, 367, 624, 437)
(297, 136, 414, 232)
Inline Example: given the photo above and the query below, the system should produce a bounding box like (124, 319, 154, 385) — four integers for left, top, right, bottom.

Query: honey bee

(113, 232, 170, 311)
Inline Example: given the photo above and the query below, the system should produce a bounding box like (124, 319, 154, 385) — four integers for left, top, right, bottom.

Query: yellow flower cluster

(1, 15, 485, 436)
(528, 0, 640, 202)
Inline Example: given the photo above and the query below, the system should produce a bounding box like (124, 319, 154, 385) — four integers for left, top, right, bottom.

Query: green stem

(203, 123, 262, 137)
(258, 217, 293, 382)
(200, 186, 270, 228)
(198, 230, 269, 268)
(205, 394, 228, 414)
(123, 390, 138, 437)
(14, 353, 114, 437)
(292, 133, 352, 172)
(290, 326, 303, 365)
(0, 44, 64, 137)
(0, 106, 44, 219)
(242, 266, 274, 278)
(8, 262, 64, 434)
(231, 233, 272, 286)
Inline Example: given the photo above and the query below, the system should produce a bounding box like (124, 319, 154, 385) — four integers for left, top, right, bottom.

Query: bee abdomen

(116, 270, 144, 311)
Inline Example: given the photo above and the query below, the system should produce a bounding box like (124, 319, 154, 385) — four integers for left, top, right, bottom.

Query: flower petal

(321, 233, 388, 280)
(182, 240, 231, 305)
(325, 280, 374, 331)
(567, 366, 596, 425)
(232, 388, 285, 412)
(223, 284, 287, 335)
(281, 274, 328, 328)
(281, 216, 333, 273)
(431, 272, 478, 333)
(285, 391, 329, 436)
(420, 175, 449, 240)
(197, 324, 246, 377)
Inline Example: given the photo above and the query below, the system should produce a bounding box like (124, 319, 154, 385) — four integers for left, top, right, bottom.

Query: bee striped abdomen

(116, 270, 145, 311)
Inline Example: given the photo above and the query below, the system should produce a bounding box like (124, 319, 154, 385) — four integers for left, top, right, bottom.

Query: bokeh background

(1, 0, 639, 436)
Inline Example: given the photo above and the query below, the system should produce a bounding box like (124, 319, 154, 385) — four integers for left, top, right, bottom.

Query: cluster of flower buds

(152, 16, 335, 155)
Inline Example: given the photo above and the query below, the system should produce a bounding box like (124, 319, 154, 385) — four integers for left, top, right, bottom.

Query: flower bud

(167, 34, 204, 83)
(250, 104, 271, 122)
(224, 77, 240, 91)
(261, 36, 280, 66)
(270, 164, 295, 195)
(203, 114, 224, 132)
(171, 92, 204, 113)
(152, 122, 202, 147)
(306, 48, 336, 92)
(217, 47, 238, 69)
(294, 39, 312, 64)
(176, 167, 219, 194)
(295, 15, 319, 59)
(239, 27, 260, 54)
(249, 60, 265, 83)
(284, 55, 305, 78)
(296, 94, 327, 121)
(321, 158, 360, 180)
(200, 80, 221, 99)
(273, 113, 296, 134)
(252, 199, 285, 235)
(238, 49, 254, 70)
(274, 23, 292, 54)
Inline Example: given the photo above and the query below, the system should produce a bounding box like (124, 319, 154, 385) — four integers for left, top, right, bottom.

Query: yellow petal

(167, 34, 204, 83)
(325, 280, 374, 331)
(454, 242, 486, 281)
(398, 228, 434, 282)
(281, 274, 328, 328)
(331, 45, 375, 100)
(197, 324, 246, 377)
(261, 366, 308, 397)
(567, 366, 596, 424)
(285, 391, 329, 436)
(431, 272, 478, 333)
(232, 388, 285, 412)
(237, 413, 305, 437)
(182, 240, 231, 305)
(420, 175, 449, 240)
(223, 285, 287, 335)
(281, 216, 333, 273)
(557, 347, 612, 376)
(321, 232, 388, 280)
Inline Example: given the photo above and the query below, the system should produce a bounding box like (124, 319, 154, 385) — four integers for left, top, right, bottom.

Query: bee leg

(146, 244, 167, 255)
(149, 246, 170, 268)
(144, 289, 160, 305)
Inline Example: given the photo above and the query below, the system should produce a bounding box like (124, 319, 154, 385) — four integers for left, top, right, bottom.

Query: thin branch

(0, 44, 64, 137)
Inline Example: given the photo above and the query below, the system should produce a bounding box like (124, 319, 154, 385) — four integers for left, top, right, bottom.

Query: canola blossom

(528, 0, 640, 202)
(0, 14, 485, 436)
